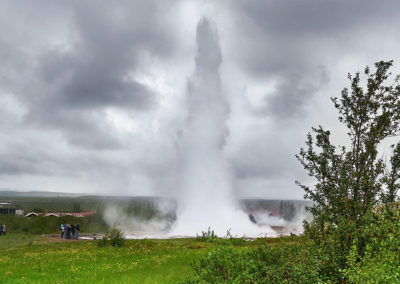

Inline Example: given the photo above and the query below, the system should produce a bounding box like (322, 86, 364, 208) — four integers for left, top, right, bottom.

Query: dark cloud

(46, 1, 165, 110)
(0, 146, 52, 175)
(0, 0, 179, 188)
(228, 0, 400, 119)
(1, 0, 400, 196)
(228, 125, 305, 180)
(263, 66, 330, 119)
(239, 0, 398, 37)
(2, 0, 177, 150)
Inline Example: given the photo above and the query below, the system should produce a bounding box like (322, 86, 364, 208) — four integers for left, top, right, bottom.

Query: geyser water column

(171, 18, 274, 237)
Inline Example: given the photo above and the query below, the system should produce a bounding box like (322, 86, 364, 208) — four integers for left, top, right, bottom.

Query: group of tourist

(0, 224, 6, 236)
(60, 223, 80, 239)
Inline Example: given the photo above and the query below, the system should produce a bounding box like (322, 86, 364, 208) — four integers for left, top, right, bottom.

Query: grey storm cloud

(40, 2, 167, 110)
(217, 0, 400, 191)
(227, 121, 307, 183)
(263, 66, 330, 119)
(1, 0, 400, 198)
(4, 0, 177, 150)
(238, 0, 399, 37)
(228, 0, 400, 119)
(0, 0, 179, 188)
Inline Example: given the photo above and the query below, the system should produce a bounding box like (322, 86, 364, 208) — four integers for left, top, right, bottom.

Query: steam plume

(171, 18, 274, 237)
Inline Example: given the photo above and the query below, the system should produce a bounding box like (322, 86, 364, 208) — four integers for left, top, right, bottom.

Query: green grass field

(0, 234, 296, 283)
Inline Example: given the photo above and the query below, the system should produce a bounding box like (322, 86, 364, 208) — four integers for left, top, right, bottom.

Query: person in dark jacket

(71, 224, 76, 239)
(76, 223, 80, 239)
(67, 224, 71, 239)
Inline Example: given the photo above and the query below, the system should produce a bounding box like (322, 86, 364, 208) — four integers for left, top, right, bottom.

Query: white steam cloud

(170, 18, 275, 237)
(103, 206, 170, 236)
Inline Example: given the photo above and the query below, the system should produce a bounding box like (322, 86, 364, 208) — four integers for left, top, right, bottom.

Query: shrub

(303, 217, 357, 282)
(108, 227, 125, 247)
(182, 240, 323, 283)
(343, 204, 400, 283)
(97, 235, 108, 247)
(98, 227, 125, 247)
(196, 227, 218, 243)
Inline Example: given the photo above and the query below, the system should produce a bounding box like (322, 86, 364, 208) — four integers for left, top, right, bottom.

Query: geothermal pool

(103, 198, 310, 239)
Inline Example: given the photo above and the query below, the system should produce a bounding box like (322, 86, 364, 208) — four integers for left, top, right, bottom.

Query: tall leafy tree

(295, 62, 400, 280)
(296, 61, 400, 228)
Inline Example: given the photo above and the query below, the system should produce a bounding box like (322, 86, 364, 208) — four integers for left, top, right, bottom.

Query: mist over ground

(101, 197, 311, 238)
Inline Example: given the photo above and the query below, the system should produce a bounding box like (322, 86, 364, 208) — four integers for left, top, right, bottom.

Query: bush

(300, 203, 400, 283)
(108, 227, 125, 247)
(98, 227, 125, 247)
(343, 204, 400, 283)
(303, 217, 357, 282)
(182, 240, 323, 283)
(196, 227, 218, 243)
(97, 235, 108, 247)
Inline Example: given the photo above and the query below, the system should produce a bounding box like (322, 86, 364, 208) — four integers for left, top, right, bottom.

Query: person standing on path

(60, 224, 64, 239)
(71, 224, 75, 239)
(64, 224, 67, 239)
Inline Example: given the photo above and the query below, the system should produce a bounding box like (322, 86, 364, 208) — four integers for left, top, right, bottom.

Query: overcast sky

(1, 0, 400, 199)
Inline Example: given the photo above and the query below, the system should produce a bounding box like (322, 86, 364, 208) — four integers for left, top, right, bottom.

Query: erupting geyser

(171, 18, 274, 237)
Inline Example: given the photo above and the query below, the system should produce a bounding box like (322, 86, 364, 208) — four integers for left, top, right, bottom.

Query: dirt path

(46, 234, 101, 242)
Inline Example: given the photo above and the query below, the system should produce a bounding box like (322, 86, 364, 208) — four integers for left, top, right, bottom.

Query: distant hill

(0, 190, 83, 198)
(0, 190, 310, 203)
